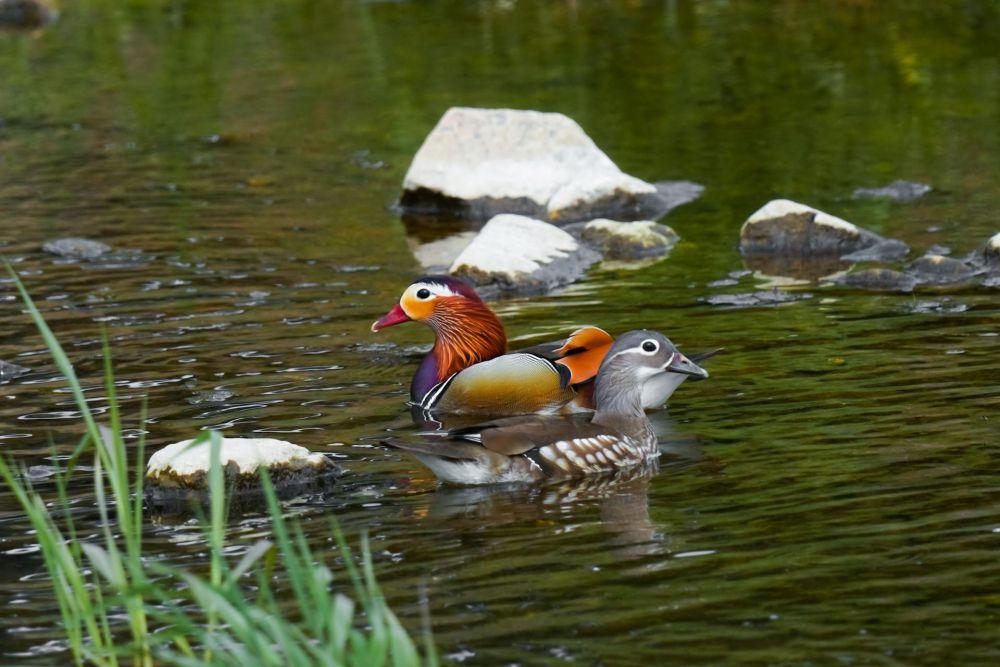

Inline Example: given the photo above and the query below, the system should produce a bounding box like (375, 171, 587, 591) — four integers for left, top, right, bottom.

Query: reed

(0, 266, 436, 667)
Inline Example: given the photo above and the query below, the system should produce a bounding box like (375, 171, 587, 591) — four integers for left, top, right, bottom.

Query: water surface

(1, 1, 999, 664)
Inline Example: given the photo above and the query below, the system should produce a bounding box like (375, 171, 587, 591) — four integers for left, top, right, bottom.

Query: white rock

(740, 199, 906, 261)
(401, 107, 658, 222)
(745, 199, 857, 234)
(449, 214, 599, 293)
(985, 232, 1000, 261)
(147, 437, 328, 479)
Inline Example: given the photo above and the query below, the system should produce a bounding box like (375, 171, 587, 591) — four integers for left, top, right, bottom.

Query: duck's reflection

(403, 410, 707, 565)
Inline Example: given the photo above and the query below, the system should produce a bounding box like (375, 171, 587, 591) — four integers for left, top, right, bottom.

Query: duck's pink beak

(371, 304, 410, 332)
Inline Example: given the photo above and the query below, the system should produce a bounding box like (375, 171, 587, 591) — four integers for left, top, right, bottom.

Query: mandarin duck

(371, 275, 716, 415)
(386, 330, 707, 484)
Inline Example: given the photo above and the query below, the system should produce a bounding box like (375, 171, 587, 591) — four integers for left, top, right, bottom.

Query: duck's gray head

(593, 330, 708, 419)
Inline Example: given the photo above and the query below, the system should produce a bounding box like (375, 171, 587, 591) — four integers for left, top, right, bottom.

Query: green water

(1, 1, 999, 663)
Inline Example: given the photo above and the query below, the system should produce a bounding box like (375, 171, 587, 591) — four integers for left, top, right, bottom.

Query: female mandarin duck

(387, 330, 707, 484)
(371, 275, 714, 415)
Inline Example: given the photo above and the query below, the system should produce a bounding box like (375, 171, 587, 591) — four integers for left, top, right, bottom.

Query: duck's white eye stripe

(412, 282, 460, 298)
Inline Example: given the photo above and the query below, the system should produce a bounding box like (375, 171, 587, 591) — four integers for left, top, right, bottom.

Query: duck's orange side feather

(554, 326, 615, 385)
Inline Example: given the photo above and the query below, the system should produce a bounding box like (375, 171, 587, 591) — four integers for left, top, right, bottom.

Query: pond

(1, 0, 999, 663)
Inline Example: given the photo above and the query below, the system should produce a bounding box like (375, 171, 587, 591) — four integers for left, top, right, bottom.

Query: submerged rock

(571, 219, 679, 260)
(43, 238, 112, 260)
(400, 107, 685, 223)
(909, 254, 977, 285)
(449, 214, 599, 294)
(832, 268, 917, 292)
(740, 199, 907, 261)
(187, 388, 236, 405)
(703, 289, 811, 308)
(146, 437, 340, 506)
(840, 239, 910, 263)
(0, 360, 30, 381)
(0, 0, 55, 29)
(852, 180, 932, 203)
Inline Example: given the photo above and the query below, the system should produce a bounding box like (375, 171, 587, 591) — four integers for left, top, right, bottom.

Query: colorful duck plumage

(387, 330, 708, 484)
(372, 275, 715, 416)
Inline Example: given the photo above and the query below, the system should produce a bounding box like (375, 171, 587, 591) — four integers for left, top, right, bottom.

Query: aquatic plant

(0, 267, 436, 667)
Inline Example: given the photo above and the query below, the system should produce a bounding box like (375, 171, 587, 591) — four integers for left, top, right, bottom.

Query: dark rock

(840, 239, 910, 263)
(0, 0, 55, 30)
(43, 238, 112, 260)
(909, 255, 976, 285)
(832, 268, 916, 292)
(0, 360, 30, 381)
(703, 289, 812, 308)
(908, 299, 969, 314)
(852, 180, 932, 203)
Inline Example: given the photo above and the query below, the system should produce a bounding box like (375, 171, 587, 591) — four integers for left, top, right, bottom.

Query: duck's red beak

(371, 304, 410, 332)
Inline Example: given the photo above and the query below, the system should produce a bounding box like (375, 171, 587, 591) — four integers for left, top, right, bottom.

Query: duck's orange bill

(371, 304, 410, 332)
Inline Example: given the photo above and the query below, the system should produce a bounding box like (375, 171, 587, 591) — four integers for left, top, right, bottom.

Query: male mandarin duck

(371, 275, 715, 415)
(386, 330, 707, 484)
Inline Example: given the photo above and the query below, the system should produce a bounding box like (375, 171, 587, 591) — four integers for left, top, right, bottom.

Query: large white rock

(740, 199, 907, 260)
(449, 214, 599, 293)
(400, 107, 663, 222)
(146, 437, 338, 505)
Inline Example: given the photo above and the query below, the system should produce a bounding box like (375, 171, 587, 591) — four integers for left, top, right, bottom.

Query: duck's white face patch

(406, 281, 463, 301)
(400, 281, 465, 319)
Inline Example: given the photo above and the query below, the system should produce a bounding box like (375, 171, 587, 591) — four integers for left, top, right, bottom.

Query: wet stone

(909, 255, 977, 285)
(569, 219, 679, 260)
(42, 238, 112, 260)
(703, 289, 812, 308)
(833, 268, 917, 292)
(852, 180, 932, 202)
(840, 239, 910, 263)
(187, 388, 236, 405)
(908, 299, 969, 314)
(0, 360, 30, 381)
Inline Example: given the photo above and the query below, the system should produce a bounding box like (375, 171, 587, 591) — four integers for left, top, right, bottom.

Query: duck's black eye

(416, 288, 431, 300)
(642, 340, 658, 353)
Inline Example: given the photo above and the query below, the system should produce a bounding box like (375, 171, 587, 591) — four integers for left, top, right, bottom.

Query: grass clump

(0, 267, 436, 667)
